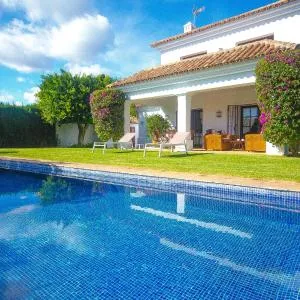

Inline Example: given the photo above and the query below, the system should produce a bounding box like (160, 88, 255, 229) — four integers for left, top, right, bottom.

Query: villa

(1, 2, 300, 299)
(112, 0, 300, 155)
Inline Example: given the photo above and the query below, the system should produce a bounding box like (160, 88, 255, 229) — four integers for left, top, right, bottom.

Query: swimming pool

(0, 168, 299, 299)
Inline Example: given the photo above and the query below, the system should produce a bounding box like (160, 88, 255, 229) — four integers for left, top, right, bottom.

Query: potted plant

(145, 114, 171, 143)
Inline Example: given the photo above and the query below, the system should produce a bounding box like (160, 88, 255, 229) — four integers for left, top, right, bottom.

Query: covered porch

(129, 85, 264, 150)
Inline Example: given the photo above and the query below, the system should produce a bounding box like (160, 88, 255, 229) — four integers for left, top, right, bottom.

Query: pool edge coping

(0, 156, 300, 194)
(0, 157, 299, 211)
(0, 156, 299, 193)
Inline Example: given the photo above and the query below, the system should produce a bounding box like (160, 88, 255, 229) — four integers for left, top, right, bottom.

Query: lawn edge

(1, 156, 299, 192)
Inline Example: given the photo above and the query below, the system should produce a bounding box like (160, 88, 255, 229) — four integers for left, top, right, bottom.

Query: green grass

(0, 148, 300, 182)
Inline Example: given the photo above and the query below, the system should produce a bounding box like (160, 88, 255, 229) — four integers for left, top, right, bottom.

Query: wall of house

(192, 85, 257, 133)
(56, 123, 98, 146)
(135, 97, 177, 143)
(159, 3, 300, 64)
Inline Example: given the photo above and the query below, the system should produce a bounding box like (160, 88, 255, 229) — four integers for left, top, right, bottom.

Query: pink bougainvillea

(265, 52, 297, 66)
(96, 107, 110, 119)
(256, 49, 300, 155)
(90, 88, 126, 141)
(259, 112, 271, 133)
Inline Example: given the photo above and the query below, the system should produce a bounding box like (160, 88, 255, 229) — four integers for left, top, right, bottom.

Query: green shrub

(90, 88, 126, 141)
(145, 114, 171, 142)
(256, 50, 300, 156)
(130, 103, 138, 119)
(0, 103, 56, 147)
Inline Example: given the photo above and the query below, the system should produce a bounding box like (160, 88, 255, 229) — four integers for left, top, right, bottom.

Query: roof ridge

(151, 0, 297, 48)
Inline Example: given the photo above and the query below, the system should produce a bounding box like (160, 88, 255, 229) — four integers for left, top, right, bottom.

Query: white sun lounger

(92, 133, 135, 154)
(143, 132, 191, 158)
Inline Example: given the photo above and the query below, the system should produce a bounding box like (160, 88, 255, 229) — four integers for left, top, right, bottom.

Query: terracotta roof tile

(111, 40, 297, 87)
(151, 0, 296, 48)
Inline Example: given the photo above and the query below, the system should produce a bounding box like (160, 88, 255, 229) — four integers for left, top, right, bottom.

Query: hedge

(0, 104, 56, 147)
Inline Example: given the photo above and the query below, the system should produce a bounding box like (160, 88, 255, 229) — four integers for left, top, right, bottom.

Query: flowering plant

(90, 88, 126, 141)
(255, 49, 300, 155)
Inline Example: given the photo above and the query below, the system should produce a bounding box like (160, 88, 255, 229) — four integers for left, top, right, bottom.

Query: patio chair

(143, 132, 191, 158)
(92, 133, 135, 154)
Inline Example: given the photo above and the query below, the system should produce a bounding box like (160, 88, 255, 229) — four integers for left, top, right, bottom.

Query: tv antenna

(192, 4, 205, 26)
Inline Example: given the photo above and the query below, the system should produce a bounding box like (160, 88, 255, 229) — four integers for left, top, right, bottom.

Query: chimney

(183, 22, 195, 33)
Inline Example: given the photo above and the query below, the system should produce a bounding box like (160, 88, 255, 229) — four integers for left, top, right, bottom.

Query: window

(241, 105, 260, 136)
(180, 51, 207, 60)
(236, 34, 274, 46)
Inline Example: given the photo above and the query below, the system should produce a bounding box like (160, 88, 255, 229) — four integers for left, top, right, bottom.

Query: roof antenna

(192, 4, 205, 27)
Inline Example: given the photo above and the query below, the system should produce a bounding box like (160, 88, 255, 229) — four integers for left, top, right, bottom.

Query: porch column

(124, 100, 130, 134)
(177, 94, 191, 132)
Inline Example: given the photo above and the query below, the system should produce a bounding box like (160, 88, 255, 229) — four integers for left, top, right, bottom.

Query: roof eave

(151, 0, 296, 48)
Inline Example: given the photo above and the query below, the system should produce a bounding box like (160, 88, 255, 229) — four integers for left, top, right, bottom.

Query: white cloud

(23, 86, 39, 103)
(0, 2, 161, 79)
(65, 63, 110, 76)
(0, 15, 114, 72)
(0, 90, 15, 104)
(17, 76, 26, 82)
(0, 20, 53, 72)
(0, 0, 92, 23)
(50, 14, 113, 63)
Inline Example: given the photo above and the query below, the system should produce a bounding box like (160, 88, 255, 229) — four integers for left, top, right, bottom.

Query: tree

(37, 70, 112, 145)
(256, 50, 300, 156)
(90, 88, 126, 141)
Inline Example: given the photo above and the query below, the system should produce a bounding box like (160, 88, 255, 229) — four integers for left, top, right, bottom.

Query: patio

(126, 85, 269, 153)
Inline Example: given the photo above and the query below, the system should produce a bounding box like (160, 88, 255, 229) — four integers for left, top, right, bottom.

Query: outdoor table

(230, 139, 245, 151)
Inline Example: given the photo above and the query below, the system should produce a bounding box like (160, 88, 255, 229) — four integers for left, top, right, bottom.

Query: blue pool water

(0, 169, 299, 299)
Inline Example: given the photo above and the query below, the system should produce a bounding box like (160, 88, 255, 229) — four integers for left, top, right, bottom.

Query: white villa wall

(135, 97, 177, 126)
(192, 85, 257, 133)
(160, 4, 300, 64)
(56, 123, 98, 147)
(136, 97, 177, 143)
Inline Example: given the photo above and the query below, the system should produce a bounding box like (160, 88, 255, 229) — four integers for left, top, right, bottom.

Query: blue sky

(0, 0, 276, 105)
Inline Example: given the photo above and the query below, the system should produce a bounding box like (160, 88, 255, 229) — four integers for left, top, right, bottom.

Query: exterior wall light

(216, 110, 222, 118)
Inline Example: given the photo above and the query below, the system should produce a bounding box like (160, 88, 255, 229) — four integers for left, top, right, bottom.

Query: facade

(112, 0, 300, 154)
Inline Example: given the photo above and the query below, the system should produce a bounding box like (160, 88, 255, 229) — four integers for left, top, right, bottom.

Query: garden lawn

(1, 148, 300, 182)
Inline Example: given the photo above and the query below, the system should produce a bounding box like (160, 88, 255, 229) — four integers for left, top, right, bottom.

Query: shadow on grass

(0, 151, 19, 154)
(160, 152, 214, 158)
(101, 150, 214, 158)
